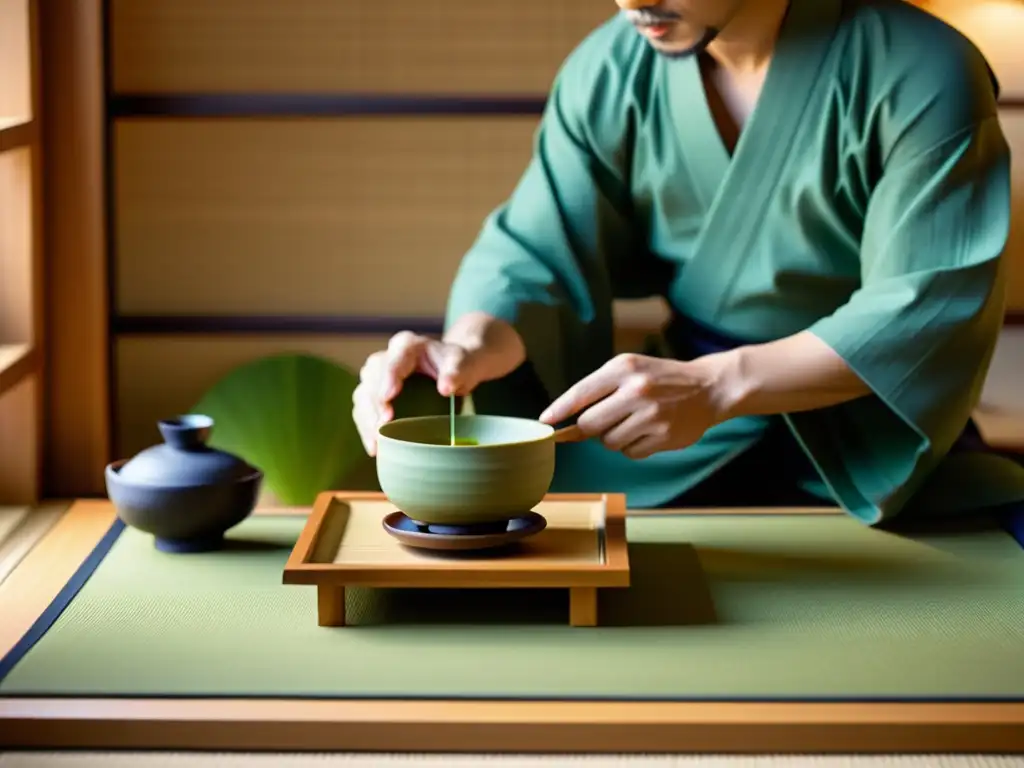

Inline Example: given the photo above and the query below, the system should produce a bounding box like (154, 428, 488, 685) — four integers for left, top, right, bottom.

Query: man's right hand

(350, 331, 482, 456)
(352, 314, 528, 455)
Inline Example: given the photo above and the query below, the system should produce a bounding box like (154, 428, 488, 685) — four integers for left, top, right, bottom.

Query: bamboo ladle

(448, 394, 586, 446)
(552, 424, 585, 443)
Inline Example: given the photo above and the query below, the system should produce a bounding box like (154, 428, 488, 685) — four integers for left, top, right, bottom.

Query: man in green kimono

(353, 0, 1024, 525)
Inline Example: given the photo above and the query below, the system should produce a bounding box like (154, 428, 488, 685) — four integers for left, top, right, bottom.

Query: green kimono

(445, 0, 1024, 524)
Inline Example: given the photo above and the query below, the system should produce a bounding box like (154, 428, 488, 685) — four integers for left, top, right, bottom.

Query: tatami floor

(1, 330, 1022, 766)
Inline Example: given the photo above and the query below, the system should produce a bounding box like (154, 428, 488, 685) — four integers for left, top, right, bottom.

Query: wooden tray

(283, 491, 630, 627)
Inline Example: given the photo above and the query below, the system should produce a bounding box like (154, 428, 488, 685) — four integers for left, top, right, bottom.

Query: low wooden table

(283, 492, 630, 628)
(0, 498, 1023, 754)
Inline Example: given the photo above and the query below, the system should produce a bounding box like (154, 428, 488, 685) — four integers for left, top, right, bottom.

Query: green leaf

(189, 353, 366, 505)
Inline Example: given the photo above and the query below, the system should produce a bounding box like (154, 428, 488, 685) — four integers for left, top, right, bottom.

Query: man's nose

(615, 0, 656, 10)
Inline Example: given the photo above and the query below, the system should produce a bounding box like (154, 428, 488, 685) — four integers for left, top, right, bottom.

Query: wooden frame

(1, 500, 1022, 753)
(283, 491, 630, 627)
(0, 0, 45, 506)
(37, 0, 111, 498)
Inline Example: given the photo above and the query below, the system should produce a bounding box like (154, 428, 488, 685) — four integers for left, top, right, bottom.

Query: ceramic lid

(116, 415, 257, 487)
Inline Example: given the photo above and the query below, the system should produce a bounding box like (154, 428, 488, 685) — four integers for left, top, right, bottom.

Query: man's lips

(636, 21, 675, 39)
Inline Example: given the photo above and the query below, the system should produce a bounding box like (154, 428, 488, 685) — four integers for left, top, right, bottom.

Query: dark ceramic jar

(105, 415, 263, 553)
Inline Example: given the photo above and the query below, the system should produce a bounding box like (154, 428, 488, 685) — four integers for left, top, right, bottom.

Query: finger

(358, 353, 394, 426)
(539, 367, 621, 425)
(428, 344, 474, 397)
(574, 389, 636, 440)
(380, 332, 427, 400)
(354, 381, 384, 425)
(352, 403, 376, 455)
(358, 351, 386, 386)
(621, 433, 663, 461)
(352, 385, 382, 455)
(352, 405, 376, 456)
(600, 408, 657, 452)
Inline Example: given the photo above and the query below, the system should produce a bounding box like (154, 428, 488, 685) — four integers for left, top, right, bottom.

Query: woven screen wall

(113, 118, 538, 317)
(110, 0, 613, 95)
(107, 0, 1023, 457)
(107, 0, 667, 455)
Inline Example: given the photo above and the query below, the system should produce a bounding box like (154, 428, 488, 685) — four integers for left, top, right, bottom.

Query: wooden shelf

(0, 1, 43, 505)
(0, 117, 33, 152)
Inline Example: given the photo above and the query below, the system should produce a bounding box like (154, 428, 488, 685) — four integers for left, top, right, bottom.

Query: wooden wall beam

(40, 0, 111, 497)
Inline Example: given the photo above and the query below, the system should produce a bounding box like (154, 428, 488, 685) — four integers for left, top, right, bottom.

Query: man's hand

(352, 313, 528, 456)
(538, 353, 727, 460)
(352, 332, 483, 456)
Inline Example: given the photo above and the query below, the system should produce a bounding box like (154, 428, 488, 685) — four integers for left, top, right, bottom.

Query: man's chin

(649, 41, 702, 59)
(645, 28, 720, 59)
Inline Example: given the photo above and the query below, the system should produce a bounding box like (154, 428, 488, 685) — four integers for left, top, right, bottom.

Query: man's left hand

(538, 353, 728, 459)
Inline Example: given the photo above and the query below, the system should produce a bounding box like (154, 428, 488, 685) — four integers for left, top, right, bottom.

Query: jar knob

(158, 414, 214, 451)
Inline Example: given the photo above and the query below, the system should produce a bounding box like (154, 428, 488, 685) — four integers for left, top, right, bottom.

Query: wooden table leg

(317, 584, 346, 627)
(569, 587, 597, 627)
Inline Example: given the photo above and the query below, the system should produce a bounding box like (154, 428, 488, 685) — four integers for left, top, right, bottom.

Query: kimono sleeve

(794, 113, 1012, 524)
(444, 49, 667, 404)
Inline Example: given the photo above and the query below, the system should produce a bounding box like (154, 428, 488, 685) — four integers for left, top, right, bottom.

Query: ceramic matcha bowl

(375, 414, 556, 527)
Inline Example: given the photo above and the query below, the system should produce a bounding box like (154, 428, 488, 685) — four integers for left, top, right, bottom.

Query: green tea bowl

(375, 414, 555, 526)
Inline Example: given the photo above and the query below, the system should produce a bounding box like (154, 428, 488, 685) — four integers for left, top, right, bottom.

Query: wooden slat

(0, 0, 31, 120)
(974, 406, 1024, 453)
(977, 327, 1024, 452)
(110, 0, 611, 95)
(0, 343, 37, 397)
(109, 94, 548, 119)
(998, 110, 1024, 311)
(0, 146, 33, 345)
(39, 0, 111, 497)
(3, 697, 1024, 753)
(0, 371, 40, 504)
(26, 0, 44, 506)
(0, 117, 33, 152)
(113, 118, 537, 317)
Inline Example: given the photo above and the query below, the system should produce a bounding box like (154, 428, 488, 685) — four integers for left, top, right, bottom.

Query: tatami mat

(2, 335, 1022, 767)
(1, 753, 1023, 767)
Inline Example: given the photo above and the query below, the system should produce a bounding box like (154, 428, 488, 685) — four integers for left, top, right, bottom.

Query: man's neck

(705, 0, 791, 75)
